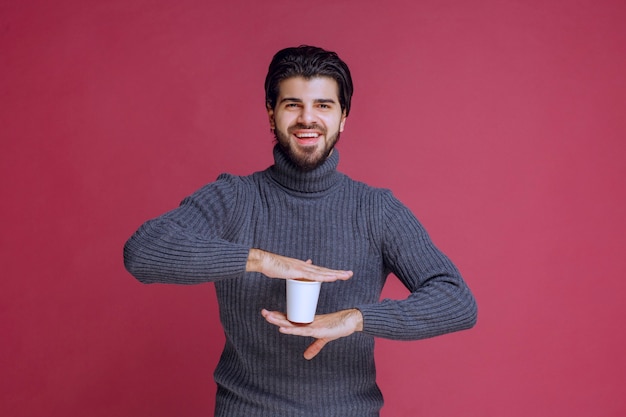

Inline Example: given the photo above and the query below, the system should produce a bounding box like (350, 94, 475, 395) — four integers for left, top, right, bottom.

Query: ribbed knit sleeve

(356, 191, 477, 340)
(123, 174, 252, 284)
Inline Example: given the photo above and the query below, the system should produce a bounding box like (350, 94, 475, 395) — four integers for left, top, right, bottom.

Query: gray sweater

(123, 145, 477, 417)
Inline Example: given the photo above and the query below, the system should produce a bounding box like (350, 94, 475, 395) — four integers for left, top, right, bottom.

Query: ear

(266, 104, 275, 130)
(339, 111, 347, 133)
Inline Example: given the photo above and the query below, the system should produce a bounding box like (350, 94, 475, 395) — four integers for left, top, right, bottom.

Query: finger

(320, 269, 353, 281)
(304, 338, 328, 360)
(262, 310, 318, 337)
(301, 267, 353, 282)
(261, 309, 290, 327)
(262, 310, 315, 336)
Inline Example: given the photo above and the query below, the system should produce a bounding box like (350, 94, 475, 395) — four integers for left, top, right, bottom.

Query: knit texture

(124, 145, 477, 417)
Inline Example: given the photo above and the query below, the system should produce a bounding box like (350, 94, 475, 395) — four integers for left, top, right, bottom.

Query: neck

(268, 145, 342, 194)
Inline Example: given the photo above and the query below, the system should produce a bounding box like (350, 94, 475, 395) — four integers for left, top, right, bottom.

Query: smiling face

(267, 76, 347, 171)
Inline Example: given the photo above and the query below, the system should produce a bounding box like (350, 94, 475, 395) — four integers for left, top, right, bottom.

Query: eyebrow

(279, 98, 338, 104)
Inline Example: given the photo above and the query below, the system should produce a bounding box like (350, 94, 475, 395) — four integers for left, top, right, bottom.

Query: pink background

(2, 0, 625, 416)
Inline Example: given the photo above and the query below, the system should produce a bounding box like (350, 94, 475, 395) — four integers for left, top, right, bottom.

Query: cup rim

(287, 278, 321, 285)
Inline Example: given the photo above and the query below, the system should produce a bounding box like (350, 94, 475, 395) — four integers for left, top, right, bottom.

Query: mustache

(289, 123, 326, 133)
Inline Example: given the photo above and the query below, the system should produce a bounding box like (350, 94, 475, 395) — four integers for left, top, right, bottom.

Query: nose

(297, 105, 316, 125)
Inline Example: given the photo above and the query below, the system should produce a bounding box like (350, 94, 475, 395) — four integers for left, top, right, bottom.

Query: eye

(316, 102, 335, 110)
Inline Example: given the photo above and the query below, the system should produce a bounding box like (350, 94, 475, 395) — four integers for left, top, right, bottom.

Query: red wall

(2, 1, 625, 416)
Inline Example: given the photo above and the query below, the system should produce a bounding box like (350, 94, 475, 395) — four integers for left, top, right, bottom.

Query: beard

(274, 124, 341, 172)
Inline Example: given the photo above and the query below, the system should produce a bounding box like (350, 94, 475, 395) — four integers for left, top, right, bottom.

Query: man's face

(268, 76, 347, 171)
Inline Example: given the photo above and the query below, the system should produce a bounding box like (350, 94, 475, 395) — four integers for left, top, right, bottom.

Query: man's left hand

(261, 308, 364, 360)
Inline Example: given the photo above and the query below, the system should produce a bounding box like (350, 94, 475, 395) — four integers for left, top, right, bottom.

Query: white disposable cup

(286, 279, 322, 324)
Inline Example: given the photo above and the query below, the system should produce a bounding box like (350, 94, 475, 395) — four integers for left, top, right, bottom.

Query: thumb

(303, 338, 328, 360)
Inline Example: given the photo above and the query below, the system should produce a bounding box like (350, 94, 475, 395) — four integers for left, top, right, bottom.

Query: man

(124, 45, 477, 417)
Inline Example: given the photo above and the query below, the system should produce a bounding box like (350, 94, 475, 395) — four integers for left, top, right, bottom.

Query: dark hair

(264, 45, 354, 116)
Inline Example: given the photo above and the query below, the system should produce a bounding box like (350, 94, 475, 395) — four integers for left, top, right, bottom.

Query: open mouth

(292, 130, 323, 146)
(295, 132, 320, 139)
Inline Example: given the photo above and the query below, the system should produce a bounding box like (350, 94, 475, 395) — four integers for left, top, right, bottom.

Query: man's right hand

(246, 248, 353, 282)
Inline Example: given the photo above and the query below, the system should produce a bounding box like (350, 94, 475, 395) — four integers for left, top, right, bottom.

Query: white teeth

(296, 133, 319, 138)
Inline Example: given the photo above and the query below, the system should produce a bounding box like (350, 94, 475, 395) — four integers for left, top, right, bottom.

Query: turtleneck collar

(267, 144, 342, 194)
